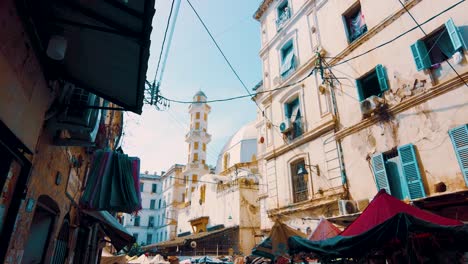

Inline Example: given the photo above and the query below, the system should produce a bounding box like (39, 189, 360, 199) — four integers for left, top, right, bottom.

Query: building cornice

(267, 188, 345, 217)
(264, 114, 335, 160)
(253, 0, 274, 21)
(335, 71, 468, 140)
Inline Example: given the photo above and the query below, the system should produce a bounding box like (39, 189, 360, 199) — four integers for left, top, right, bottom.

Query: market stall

(288, 190, 468, 263)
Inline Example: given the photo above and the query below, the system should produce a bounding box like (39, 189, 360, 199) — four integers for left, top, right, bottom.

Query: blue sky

(122, 0, 263, 174)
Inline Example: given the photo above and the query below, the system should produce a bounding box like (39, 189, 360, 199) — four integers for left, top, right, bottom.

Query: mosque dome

(215, 121, 258, 173)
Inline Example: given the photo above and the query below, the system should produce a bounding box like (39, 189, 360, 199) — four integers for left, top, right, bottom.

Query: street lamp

(297, 164, 320, 176)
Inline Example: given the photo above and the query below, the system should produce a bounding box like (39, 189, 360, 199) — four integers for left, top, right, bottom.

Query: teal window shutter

(371, 153, 391, 194)
(284, 103, 290, 118)
(375, 64, 389, 93)
(398, 144, 426, 199)
(410, 40, 431, 71)
(445, 18, 466, 51)
(355, 79, 364, 101)
(448, 124, 468, 186)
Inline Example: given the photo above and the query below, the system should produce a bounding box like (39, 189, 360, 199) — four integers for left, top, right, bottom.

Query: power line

(322, 0, 465, 68)
(153, 0, 176, 85)
(396, 0, 468, 88)
(185, 0, 261, 110)
(160, 68, 316, 104)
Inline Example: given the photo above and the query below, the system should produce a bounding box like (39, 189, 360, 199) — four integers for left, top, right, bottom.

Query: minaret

(183, 91, 211, 203)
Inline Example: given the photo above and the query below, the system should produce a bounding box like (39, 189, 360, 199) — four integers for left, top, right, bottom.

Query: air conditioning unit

(279, 119, 293, 133)
(338, 200, 358, 215)
(48, 86, 102, 146)
(360, 95, 383, 115)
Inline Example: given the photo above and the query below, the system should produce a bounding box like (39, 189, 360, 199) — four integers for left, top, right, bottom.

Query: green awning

(16, 0, 155, 113)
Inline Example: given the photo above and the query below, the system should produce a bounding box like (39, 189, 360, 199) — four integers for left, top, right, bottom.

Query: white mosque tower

(183, 91, 211, 203)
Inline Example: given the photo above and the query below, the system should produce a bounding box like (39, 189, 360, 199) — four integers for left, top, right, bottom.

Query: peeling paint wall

(315, 0, 468, 202)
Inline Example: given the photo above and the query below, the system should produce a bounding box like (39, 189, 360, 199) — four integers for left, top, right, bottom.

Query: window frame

(411, 18, 466, 71)
(371, 144, 426, 200)
(342, 1, 367, 43)
(289, 158, 310, 203)
(279, 39, 297, 79)
(282, 94, 304, 140)
(356, 64, 388, 101)
(275, 0, 292, 31)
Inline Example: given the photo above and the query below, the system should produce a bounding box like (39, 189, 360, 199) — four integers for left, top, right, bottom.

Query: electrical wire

(160, 68, 316, 104)
(153, 0, 177, 85)
(185, 0, 261, 110)
(396, 0, 468, 88)
(322, 0, 465, 68)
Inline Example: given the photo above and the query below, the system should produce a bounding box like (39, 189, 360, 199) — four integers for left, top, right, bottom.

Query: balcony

(276, 8, 291, 31)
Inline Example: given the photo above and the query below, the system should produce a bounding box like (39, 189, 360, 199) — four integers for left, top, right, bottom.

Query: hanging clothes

(80, 150, 141, 213)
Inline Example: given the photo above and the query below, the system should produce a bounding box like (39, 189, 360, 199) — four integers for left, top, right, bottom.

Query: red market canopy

(308, 218, 341, 241)
(341, 190, 462, 236)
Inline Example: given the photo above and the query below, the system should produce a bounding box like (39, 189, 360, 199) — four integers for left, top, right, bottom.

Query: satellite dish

(190, 241, 197, 248)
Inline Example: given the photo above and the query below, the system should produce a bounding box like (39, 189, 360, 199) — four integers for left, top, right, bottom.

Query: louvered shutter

(398, 144, 426, 199)
(410, 40, 431, 71)
(284, 103, 290, 118)
(445, 18, 466, 51)
(356, 79, 364, 101)
(371, 153, 391, 194)
(375, 64, 389, 93)
(449, 124, 468, 186)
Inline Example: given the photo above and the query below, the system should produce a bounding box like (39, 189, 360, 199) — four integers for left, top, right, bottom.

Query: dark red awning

(341, 190, 463, 236)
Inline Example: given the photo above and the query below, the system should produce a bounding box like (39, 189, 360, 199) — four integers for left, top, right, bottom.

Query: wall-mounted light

(46, 35, 67, 60)
(297, 164, 320, 177)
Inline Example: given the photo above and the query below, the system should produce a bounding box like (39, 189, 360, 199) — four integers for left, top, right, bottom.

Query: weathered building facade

(253, 0, 346, 233)
(253, 0, 468, 233)
(315, 0, 468, 220)
(122, 172, 161, 246)
(0, 0, 154, 262)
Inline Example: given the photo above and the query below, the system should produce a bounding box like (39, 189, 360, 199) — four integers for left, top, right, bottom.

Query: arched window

(290, 158, 308, 203)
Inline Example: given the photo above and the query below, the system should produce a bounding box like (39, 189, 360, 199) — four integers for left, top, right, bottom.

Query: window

(195, 112, 200, 119)
(449, 124, 468, 186)
(223, 153, 230, 170)
(192, 174, 198, 183)
(156, 233, 159, 242)
(184, 176, 188, 184)
(140, 183, 144, 192)
(133, 233, 138, 241)
(371, 144, 426, 200)
(202, 143, 206, 151)
(411, 19, 466, 71)
(152, 184, 157, 193)
(280, 40, 296, 78)
(202, 159, 205, 164)
(134, 216, 140, 227)
(158, 199, 162, 209)
(276, 0, 291, 30)
(282, 97, 303, 140)
(195, 122, 200, 130)
(148, 216, 154, 228)
(194, 142, 199, 150)
(193, 153, 199, 162)
(200, 185, 206, 204)
(146, 234, 153, 245)
(150, 199, 155, 209)
(356, 64, 388, 101)
(343, 2, 367, 43)
(290, 159, 309, 203)
(204, 113, 207, 121)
